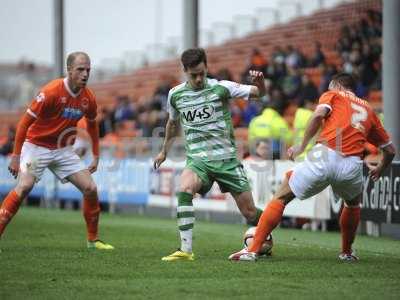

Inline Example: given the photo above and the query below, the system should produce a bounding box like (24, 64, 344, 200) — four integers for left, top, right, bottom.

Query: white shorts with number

(20, 141, 86, 183)
(288, 144, 363, 201)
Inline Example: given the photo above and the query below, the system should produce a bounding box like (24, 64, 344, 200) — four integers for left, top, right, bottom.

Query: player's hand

(153, 151, 166, 170)
(88, 156, 99, 174)
(366, 161, 383, 181)
(8, 155, 20, 179)
(248, 70, 264, 84)
(287, 145, 304, 161)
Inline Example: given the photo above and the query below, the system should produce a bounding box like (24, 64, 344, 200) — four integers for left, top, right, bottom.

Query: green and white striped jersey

(168, 78, 252, 161)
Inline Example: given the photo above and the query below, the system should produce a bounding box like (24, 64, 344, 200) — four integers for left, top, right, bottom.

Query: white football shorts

(20, 141, 86, 183)
(288, 144, 363, 201)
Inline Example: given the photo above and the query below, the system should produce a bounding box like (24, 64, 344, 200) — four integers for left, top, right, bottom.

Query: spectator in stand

(359, 43, 379, 88)
(309, 42, 325, 67)
(271, 46, 286, 65)
(318, 63, 337, 94)
(248, 95, 292, 159)
(98, 107, 115, 138)
(336, 26, 352, 58)
(114, 95, 135, 123)
(266, 46, 287, 84)
(230, 102, 243, 128)
(352, 68, 368, 98)
(266, 59, 286, 85)
(285, 45, 306, 69)
(153, 77, 176, 110)
(137, 109, 152, 137)
(249, 48, 268, 74)
(298, 74, 319, 107)
(216, 68, 234, 81)
(270, 87, 287, 110)
(281, 67, 302, 101)
(241, 49, 268, 84)
(293, 97, 317, 160)
(241, 100, 261, 127)
(336, 10, 382, 93)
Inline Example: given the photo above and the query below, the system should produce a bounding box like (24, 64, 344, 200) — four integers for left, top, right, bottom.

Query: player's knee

(15, 180, 34, 198)
(179, 186, 195, 195)
(82, 183, 97, 196)
(241, 205, 256, 220)
(344, 195, 361, 207)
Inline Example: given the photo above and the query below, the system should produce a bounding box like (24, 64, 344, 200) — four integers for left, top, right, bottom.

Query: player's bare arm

(153, 118, 180, 169)
(367, 143, 396, 181)
(288, 105, 329, 160)
(248, 70, 266, 99)
(8, 113, 36, 178)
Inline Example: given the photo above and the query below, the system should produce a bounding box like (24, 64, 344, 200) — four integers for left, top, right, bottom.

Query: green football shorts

(185, 157, 251, 195)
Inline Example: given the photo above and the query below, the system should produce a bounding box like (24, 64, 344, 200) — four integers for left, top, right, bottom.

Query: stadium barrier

(0, 155, 150, 206)
(0, 155, 399, 224)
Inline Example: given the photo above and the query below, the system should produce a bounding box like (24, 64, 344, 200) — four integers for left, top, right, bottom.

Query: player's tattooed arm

(248, 70, 266, 99)
(153, 118, 180, 169)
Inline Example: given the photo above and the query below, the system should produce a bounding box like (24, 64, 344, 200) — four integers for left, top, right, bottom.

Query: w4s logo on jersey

(182, 104, 216, 124)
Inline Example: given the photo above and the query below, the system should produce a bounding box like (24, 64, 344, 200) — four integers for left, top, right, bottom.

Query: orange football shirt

(26, 78, 97, 149)
(316, 90, 390, 157)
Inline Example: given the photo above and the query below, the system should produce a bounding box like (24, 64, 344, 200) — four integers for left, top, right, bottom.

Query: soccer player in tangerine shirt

(0, 52, 114, 250)
(229, 73, 395, 262)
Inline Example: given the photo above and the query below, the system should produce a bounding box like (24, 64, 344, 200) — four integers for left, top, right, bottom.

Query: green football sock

(177, 192, 194, 253)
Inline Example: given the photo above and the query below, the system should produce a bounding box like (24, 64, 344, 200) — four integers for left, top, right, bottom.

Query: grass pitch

(0, 207, 399, 300)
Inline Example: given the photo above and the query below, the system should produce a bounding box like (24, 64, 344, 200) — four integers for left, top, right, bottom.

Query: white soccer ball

(243, 226, 273, 255)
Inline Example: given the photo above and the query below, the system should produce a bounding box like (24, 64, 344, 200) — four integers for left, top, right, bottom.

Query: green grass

(0, 207, 399, 300)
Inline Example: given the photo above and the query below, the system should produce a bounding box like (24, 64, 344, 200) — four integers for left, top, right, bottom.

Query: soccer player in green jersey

(154, 48, 266, 261)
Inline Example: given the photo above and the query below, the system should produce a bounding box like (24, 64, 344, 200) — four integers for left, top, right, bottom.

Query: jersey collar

(63, 77, 82, 98)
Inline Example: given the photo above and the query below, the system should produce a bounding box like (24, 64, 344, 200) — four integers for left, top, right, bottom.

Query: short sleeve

(27, 89, 52, 119)
(218, 80, 252, 100)
(316, 91, 335, 114)
(167, 90, 179, 120)
(367, 111, 391, 148)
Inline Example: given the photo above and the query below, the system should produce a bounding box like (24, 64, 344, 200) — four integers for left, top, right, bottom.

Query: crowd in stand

(0, 10, 383, 160)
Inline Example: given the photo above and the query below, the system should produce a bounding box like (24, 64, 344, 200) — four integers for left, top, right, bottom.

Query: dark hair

(66, 52, 90, 68)
(331, 72, 356, 91)
(181, 48, 207, 70)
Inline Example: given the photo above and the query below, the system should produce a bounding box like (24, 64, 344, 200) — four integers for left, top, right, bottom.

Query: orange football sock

(0, 190, 22, 237)
(83, 194, 100, 241)
(340, 205, 360, 254)
(248, 199, 285, 253)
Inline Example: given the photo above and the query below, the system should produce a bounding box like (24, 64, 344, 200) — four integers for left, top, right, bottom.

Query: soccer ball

(243, 226, 273, 255)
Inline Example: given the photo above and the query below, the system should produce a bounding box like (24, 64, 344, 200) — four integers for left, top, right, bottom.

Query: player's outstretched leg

(0, 172, 35, 239)
(162, 192, 195, 261)
(339, 194, 361, 262)
(229, 199, 285, 261)
(68, 170, 114, 250)
(229, 174, 295, 261)
(232, 191, 263, 226)
(0, 190, 23, 237)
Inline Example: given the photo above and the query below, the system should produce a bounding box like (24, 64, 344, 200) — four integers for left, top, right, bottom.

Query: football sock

(248, 199, 285, 253)
(247, 208, 263, 226)
(340, 205, 360, 254)
(83, 193, 100, 241)
(177, 192, 194, 253)
(0, 190, 22, 237)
